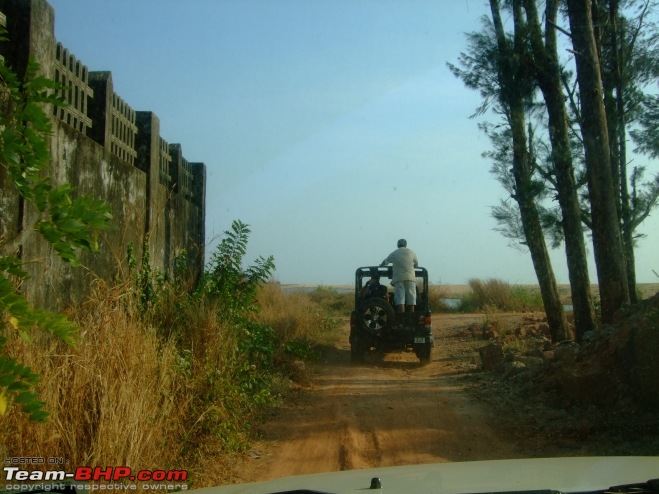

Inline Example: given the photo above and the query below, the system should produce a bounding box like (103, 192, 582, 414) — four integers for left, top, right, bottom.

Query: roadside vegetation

(0, 226, 343, 487)
(428, 279, 544, 313)
(456, 278, 544, 312)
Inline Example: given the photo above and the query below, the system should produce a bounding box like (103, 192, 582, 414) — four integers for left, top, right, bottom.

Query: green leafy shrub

(179, 220, 280, 451)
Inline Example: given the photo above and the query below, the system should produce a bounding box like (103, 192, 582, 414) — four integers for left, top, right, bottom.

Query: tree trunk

(607, 0, 638, 302)
(490, 0, 570, 342)
(523, 0, 597, 340)
(566, 0, 630, 323)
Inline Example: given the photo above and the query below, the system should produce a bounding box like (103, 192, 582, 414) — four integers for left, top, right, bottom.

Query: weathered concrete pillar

(191, 162, 206, 274)
(134, 111, 169, 274)
(191, 163, 206, 211)
(0, 0, 55, 79)
(87, 71, 113, 149)
(135, 111, 161, 236)
(168, 143, 183, 195)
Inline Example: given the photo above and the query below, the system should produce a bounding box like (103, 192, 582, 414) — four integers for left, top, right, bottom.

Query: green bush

(510, 285, 544, 311)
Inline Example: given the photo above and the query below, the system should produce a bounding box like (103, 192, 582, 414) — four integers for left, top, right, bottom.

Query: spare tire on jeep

(357, 298, 395, 334)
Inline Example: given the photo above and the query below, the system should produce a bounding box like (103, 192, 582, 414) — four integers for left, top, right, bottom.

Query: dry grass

(256, 283, 325, 343)
(0, 280, 187, 471)
(427, 285, 450, 312)
(256, 283, 343, 344)
(468, 278, 516, 310)
(0, 280, 341, 487)
(253, 283, 342, 384)
(457, 278, 544, 312)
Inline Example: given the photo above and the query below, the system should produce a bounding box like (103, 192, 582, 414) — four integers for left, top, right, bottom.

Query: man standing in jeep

(380, 239, 419, 313)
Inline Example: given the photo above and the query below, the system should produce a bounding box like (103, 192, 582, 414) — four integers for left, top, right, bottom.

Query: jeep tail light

(424, 315, 431, 329)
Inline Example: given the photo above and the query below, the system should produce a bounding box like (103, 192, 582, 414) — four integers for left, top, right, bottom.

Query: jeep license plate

(414, 337, 425, 344)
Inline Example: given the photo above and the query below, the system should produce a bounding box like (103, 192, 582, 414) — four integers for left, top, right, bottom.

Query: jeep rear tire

(357, 298, 395, 334)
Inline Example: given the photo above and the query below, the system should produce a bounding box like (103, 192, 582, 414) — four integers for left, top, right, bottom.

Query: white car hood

(193, 456, 659, 494)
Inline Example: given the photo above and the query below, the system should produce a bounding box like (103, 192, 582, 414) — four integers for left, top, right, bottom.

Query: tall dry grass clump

(0, 280, 187, 471)
(427, 285, 450, 312)
(256, 283, 318, 342)
(468, 278, 514, 310)
(252, 283, 342, 381)
(459, 278, 544, 312)
(255, 283, 341, 344)
(0, 279, 283, 486)
(306, 285, 352, 315)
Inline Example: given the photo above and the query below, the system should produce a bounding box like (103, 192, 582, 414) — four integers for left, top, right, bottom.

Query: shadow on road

(317, 344, 429, 370)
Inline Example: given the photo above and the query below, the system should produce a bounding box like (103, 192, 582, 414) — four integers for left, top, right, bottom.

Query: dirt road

(238, 313, 527, 483)
(225, 302, 659, 486)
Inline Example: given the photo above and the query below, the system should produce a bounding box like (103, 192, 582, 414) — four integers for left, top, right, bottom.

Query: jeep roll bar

(354, 266, 429, 310)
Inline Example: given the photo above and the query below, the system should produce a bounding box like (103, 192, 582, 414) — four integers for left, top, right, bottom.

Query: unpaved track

(240, 314, 525, 482)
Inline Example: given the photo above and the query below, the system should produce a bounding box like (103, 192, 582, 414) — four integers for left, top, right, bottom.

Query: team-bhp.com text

(3, 467, 188, 491)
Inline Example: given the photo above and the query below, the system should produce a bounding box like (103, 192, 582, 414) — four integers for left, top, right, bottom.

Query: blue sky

(49, 0, 658, 285)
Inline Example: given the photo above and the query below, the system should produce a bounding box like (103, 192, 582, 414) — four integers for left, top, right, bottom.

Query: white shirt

(381, 247, 418, 283)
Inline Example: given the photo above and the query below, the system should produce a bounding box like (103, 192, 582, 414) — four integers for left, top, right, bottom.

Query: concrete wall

(0, 0, 206, 308)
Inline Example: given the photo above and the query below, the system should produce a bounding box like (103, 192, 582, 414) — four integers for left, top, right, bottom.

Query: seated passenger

(360, 274, 387, 300)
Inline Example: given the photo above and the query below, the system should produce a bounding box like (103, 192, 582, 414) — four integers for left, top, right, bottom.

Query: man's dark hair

(397, 239, 407, 248)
